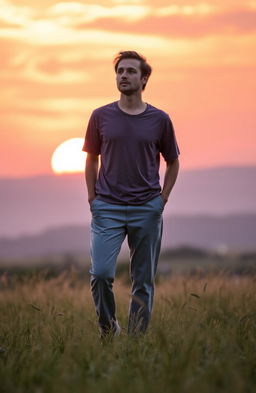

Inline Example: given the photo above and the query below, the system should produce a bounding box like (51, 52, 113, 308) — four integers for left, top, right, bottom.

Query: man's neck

(118, 95, 147, 115)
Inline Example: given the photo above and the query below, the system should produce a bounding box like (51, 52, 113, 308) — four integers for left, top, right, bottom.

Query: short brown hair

(114, 51, 152, 90)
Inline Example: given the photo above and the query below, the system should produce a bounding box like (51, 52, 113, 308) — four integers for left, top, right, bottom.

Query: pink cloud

(75, 8, 256, 38)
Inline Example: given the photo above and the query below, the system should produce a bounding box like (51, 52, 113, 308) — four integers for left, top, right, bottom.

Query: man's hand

(161, 158, 179, 204)
(85, 153, 99, 207)
(88, 196, 96, 205)
(160, 193, 168, 204)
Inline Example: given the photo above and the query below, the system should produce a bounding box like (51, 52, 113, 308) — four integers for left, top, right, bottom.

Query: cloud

(48, 2, 151, 24)
(0, 20, 21, 28)
(0, 0, 255, 94)
(0, 1, 255, 46)
(43, 2, 256, 38)
(75, 7, 256, 38)
(0, 0, 35, 26)
(155, 3, 218, 16)
(0, 22, 170, 50)
(111, 0, 145, 4)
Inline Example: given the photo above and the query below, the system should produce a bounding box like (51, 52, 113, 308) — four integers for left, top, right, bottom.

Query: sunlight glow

(156, 3, 218, 16)
(49, 3, 150, 23)
(51, 138, 86, 174)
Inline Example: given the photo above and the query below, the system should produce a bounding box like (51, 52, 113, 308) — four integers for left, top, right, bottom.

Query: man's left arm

(161, 158, 180, 204)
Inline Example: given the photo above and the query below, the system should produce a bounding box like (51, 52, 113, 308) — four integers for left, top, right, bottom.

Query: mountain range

(1, 165, 256, 238)
(0, 166, 255, 260)
(0, 213, 255, 261)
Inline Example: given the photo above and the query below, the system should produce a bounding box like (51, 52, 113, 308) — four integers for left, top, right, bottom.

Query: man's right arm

(85, 153, 99, 205)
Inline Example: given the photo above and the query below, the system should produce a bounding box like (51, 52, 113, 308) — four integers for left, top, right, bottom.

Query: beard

(117, 84, 141, 96)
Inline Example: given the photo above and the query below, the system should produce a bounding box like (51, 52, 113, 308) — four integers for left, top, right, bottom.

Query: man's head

(114, 51, 152, 94)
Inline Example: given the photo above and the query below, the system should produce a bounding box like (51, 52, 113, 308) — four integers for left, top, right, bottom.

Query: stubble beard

(118, 85, 141, 96)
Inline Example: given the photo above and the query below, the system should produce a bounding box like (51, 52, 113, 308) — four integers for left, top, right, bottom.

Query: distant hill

(1, 165, 256, 237)
(0, 213, 255, 261)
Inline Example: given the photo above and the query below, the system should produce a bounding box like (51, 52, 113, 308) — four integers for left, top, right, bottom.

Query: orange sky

(1, 0, 256, 177)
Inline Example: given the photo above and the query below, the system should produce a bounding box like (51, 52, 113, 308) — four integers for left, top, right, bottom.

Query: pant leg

(90, 199, 126, 333)
(126, 196, 164, 334)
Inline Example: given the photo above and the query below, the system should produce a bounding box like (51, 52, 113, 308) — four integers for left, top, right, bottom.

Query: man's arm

(161, 158, 180, 204)
(85, 153, 99, 204)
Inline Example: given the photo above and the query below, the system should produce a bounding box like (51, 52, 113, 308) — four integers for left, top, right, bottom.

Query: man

(83, 51, 180, 338)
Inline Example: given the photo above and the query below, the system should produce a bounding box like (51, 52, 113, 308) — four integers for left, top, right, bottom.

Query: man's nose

(121, 71, 128, 78)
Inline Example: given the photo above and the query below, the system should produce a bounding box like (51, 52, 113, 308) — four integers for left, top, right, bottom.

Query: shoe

(113, 320, 121, 337)
(100, 320, 121, 341)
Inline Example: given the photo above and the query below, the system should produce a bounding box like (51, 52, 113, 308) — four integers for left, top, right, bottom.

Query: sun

(51, 138, 86, 174)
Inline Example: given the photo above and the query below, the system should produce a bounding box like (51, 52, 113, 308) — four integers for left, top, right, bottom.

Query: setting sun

(51, 138, 86, 174)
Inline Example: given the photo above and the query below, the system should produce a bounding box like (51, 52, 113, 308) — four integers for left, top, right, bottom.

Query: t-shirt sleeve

(82, 111, 101, 155)
(160, 115, 180, 162)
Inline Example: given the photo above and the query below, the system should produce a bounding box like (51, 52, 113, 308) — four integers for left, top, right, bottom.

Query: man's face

(116, 58, 147, 95)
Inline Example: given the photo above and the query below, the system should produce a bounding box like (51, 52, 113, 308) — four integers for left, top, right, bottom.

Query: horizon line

(1, 163, 256, 181)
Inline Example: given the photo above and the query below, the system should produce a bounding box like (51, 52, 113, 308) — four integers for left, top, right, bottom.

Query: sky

(0, 0, 256, 177)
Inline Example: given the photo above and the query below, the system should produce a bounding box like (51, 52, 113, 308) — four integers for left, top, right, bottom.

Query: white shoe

(113, 320, 121, 337)
(100, 320, 121, 340)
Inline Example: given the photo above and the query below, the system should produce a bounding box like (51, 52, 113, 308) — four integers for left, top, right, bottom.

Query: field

(0, 267, 256, 393)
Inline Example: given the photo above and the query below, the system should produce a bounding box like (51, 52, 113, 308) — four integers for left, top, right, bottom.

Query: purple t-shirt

(82, 101, 180, 205)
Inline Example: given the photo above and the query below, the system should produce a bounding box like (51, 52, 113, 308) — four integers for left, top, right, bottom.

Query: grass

(0, 271, 256, 393)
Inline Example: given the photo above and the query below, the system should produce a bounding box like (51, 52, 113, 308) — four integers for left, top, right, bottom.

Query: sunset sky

(1, 0, 255, 177)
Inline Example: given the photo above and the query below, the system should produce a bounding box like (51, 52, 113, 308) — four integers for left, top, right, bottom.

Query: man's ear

(141, 75, 148, 85)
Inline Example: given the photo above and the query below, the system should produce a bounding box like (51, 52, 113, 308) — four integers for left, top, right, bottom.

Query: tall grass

(0, 271, 256, 393)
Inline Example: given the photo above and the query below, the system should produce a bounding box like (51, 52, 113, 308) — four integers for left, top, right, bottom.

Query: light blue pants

(89, 195, 164, 335)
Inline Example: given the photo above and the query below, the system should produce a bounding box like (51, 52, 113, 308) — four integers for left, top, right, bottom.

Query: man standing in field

(83, 51, 180, 338)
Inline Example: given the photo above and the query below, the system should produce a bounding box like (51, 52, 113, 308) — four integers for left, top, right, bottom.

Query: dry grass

(0, 272, 256, 393)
